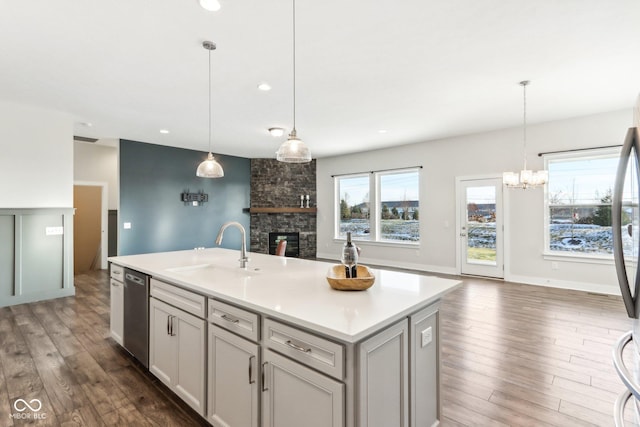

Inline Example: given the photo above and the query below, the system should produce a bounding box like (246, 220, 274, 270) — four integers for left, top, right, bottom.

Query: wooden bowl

(326, 265, 375, 291)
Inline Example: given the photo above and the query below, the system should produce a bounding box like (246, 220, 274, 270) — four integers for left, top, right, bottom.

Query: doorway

(73, 182, 108, 274)
(457, 177, 504, 278)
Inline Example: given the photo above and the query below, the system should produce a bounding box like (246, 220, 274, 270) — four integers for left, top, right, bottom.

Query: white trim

(315, 251, 457, 276)
(332, 239, 419, 249)
(74, 180, 109, 269)
(505, 273, 620, 296)
(542, 251, 614, 265)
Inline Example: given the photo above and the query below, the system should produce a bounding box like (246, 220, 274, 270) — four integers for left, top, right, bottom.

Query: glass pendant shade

(196, 152, 224, 178)
(199, 0, 221, 11)
(276, 129, 311, 163)
(197, 40, 224, 178)
(277, 0, 312, 164)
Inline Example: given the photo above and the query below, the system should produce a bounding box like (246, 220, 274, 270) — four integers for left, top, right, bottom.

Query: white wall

(317, 109, 633, 295)
(0, 101, 74, 208)
(73, 142, 119, 210)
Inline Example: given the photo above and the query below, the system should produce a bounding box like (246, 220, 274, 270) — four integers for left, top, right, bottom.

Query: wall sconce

(181, 190, 209, 206)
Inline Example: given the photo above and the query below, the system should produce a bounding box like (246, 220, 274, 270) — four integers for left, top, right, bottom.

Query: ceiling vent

(74, 135, 99, 143)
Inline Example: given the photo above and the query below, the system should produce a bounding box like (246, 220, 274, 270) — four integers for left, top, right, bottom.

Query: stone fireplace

(249, 159, 316, 259)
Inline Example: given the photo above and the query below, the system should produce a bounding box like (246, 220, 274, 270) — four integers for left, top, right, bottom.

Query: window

(337, 174, 371, 240)
(545, 147, 635, 257)
(336, 168, 420, 243)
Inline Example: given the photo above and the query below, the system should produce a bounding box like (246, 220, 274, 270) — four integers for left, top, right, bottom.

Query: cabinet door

(149, 298, 178, 387)
(174, 308, 206, 415)
(410, 304, 440, 427)
(262, 350, 344, 427)
(208, 325, 259, 427)
(109, 279, 123, 345)
(358, 319, 408, 427)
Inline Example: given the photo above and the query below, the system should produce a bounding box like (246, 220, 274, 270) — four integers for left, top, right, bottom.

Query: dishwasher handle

(125, 273, 145, 285)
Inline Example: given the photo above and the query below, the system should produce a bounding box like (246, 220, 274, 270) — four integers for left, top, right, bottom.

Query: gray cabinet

(262, 349, 344, 427)
(358, 319, 409, 427)
(409, 303, 440, 427)
(149, 297, 206, 415)
(109, 264, 124, 345)
(208, 324, 259, 427)
(0, 208, 74, 307)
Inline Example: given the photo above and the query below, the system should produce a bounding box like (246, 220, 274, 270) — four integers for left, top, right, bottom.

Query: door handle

(261, 362, 268, 391)
(168, 315, 176, 336)
(249, 356, 255, 384)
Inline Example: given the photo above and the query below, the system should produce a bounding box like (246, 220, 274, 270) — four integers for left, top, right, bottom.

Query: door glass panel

(466, 186, 497, 265)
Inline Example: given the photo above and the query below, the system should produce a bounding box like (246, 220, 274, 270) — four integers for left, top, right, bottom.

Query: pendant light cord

(292, 0, 297, 131)
(208, 46, 212, 153)
(522, 80, 528, 170)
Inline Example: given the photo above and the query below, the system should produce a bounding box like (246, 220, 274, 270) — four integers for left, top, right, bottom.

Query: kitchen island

(109, 248, 461, 427)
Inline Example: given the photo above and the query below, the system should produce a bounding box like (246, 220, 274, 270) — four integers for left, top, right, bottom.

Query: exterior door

(459, 177, 504, 278)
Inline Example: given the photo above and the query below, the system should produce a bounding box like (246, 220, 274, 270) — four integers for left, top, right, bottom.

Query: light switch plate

(421, 327, 432, 347)
(123, 222, 132, 229)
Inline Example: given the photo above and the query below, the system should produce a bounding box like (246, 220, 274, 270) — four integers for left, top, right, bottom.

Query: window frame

(543, 147, 621, 261)
(334, 167, 420, 246)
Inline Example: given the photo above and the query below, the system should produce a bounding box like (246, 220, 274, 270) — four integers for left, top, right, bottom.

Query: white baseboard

(315, 252, 457, 276)
(505, 273, 621, 296)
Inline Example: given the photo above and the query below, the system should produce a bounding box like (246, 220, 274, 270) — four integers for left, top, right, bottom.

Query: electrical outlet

(124, 222, 132, 229)
(45, 226, 64, 236)
(421, 327, 432, 347)
(551, 261, 559, 270)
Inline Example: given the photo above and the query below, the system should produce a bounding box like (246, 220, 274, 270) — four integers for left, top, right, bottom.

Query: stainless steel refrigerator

(612, 97, 640, 426)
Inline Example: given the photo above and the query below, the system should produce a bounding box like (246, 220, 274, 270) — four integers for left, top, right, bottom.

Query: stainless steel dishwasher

(123, 268, 149, 368)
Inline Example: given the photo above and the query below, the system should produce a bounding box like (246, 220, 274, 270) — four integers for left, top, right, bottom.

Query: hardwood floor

(0, 270, 634, 426)
(440, 276, 634, 427)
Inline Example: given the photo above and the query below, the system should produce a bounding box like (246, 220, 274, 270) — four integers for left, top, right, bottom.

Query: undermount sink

(165, 263, 214, 273)
(166, 263, 262, 277)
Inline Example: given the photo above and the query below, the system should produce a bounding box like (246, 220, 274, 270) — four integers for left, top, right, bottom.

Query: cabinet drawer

(150, 279, 206, 319)
(110, 263, 124, 281)
(263, 318, 344, 380)
(208, 299, 259, 342)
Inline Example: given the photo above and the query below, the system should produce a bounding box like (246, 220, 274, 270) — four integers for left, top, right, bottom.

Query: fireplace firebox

(268, 232, 299, 258)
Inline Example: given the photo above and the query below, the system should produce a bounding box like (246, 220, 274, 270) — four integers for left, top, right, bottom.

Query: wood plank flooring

(0, 270, 635, 426)
(440, 276, 634, 427)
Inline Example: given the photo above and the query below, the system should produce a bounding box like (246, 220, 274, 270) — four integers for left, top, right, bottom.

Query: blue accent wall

(119, 139, 250, 255)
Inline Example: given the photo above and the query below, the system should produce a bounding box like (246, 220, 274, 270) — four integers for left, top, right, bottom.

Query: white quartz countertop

(109, 248, 461, 343)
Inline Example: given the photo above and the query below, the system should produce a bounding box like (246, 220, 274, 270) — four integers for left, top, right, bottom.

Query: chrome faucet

(215, 221, 249, 268)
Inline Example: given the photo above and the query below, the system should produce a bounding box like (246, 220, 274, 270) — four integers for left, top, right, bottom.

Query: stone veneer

(250, 159, 316, 259)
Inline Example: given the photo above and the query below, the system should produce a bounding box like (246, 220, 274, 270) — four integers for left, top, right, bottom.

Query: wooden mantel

(245, 207, 318, 214)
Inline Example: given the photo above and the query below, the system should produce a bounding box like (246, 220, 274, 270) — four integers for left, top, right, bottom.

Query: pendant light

(503, 80, 548, 189)
(276, 0, 312, 163)
(196, 41, 224, 178)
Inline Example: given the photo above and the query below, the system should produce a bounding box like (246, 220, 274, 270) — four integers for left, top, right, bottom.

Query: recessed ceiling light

(160, 129, 170, 134)
(199, 0, 221, 12)
(80, 122, 93, 127)
(378, 129, 388, 134)
(257, 83, 272, 91)
(268, 127, 285, 137)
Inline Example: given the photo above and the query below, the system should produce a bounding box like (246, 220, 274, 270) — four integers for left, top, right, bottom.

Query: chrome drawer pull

(286, 340, 311, 353)
(221, 314, 240, 324)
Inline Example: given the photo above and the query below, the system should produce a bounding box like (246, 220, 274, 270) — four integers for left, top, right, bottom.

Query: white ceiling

(1, 0, 639, 159)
